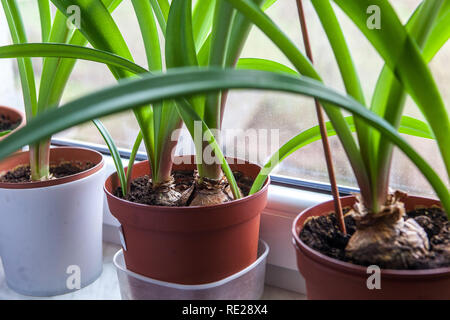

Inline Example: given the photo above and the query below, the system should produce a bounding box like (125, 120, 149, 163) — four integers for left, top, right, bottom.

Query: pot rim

(0, 105, 25, 140)
(104, 156, 270, 211)
(292, 195, 450, 278)
(0, 147, 105, 189)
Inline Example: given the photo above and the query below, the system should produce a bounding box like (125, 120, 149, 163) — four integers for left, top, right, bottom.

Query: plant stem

(126, 131, 143, 194)
(30, 139, 50, 181)
(296, 0, 346, 234)
(153, 139, 178, 185)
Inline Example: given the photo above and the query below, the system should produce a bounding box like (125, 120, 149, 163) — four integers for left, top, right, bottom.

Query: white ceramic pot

(0, 147, 105, 296)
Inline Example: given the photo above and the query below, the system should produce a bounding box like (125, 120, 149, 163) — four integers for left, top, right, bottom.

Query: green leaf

(0, 68, 448, 213)
(149, 0, 168, 32)
(126, 131, 143, 193)
(423, 8, 450, 60)
(0, 43, 148, 75)
(1, 0, 38, 120)
(50, 0, 134, 79)
(0, 130, 11, 137)
(261, 0, 277, 11)
(197, 33, 211, 65)
(193, 0, 216, 51)
(93, 120, 127, 196)
(311, 0, 366, 105)
(131, 0, 162, 72)
(310, 0, 371, 184)
(225, 0, 264, 67)
(43, 0, 123, 112)
(166, 0, 198, 69)
(38, 11, 74, 114)
(156, 0, 200, 182)
(37, 0, 51, 43)
(237, 57, 298, 75)
(174, 98, 241, 199)
(368, 0, 446, 207)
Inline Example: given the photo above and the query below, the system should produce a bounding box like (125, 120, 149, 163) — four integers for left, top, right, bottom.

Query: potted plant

(1, 0, 447, 299)
(217, 0, 450, 299)
(231, 0, 449, 299)
(1, 63, 442, 293)
(180, 0, 448, 300)
(31, 0, 279, 285)
(0, 0, 108, 296)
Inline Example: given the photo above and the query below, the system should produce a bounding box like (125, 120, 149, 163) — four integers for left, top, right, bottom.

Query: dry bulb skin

(346, 191, 430, 269)
(190, 172, 238, 207)
(122, 170, 247, 207)
(149, 177, 183, 207)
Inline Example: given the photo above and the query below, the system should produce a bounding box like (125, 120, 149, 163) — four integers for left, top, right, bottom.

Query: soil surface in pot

(300, 206, 450, 269)
(114, 170, 253, 206)
(0, 161, 95, 183)
(0, 114, 20, 131)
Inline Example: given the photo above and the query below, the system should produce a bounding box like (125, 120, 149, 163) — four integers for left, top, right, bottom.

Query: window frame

(51, 137, 359, 196)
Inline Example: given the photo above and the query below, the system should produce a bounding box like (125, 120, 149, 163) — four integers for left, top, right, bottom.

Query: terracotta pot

(292, 195, 450, 300)
(0, 147, 105, 296)
(0, 105, 25, 141)
(104, 156, 269, 285)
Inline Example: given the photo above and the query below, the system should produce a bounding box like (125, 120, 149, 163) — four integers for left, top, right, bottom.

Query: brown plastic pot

(0, 105, 25, 141)
(292, 195, 450, 300)
(104, 156, 269, 285)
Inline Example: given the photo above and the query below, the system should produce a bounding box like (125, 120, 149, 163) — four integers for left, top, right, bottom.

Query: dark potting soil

(299, 207, 450, 270)
(114, 170, 254, 206)
(0, 161, 95, 183)
(0, 114, 20, 132)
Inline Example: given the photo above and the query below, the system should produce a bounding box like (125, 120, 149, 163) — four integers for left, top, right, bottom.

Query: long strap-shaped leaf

(0, 68, 448, 213)
(193, 0, 216, 51)
(37, 0, 51, 43)
(225, 0, 264, 67)
(334, 0, 450, 182)
(0, 43, 148, 74)
(424, 5, 450, 60)
(1, 0, 37, 120)
(93, 119, 127, 195)
(149, 0, 169, 32)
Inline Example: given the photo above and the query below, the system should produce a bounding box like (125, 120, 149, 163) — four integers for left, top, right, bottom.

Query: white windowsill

(101, 156, 332, 295)
(0, 241, 306, 300)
